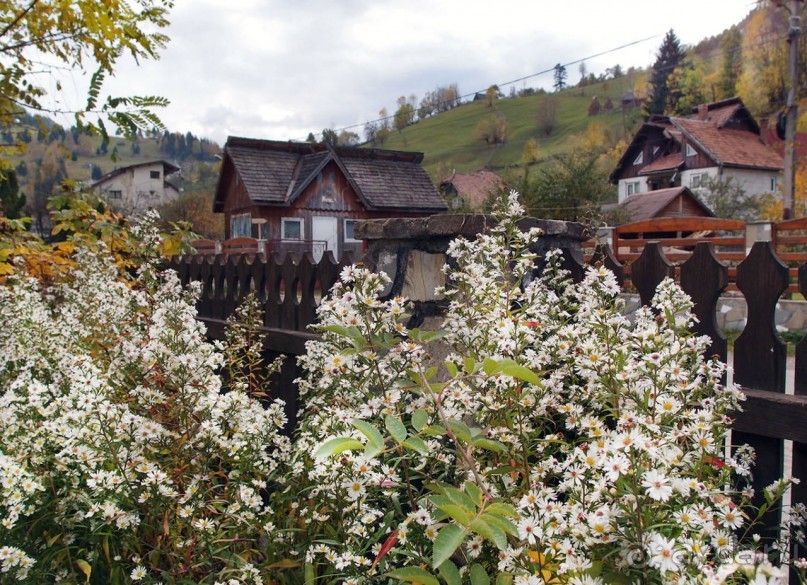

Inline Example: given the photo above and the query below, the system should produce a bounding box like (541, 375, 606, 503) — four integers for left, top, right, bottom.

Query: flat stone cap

(355, 214, 585, 241)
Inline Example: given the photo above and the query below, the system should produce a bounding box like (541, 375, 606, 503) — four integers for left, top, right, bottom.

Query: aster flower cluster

(290, 192, 800, 585)
(0, 217, 290, 583)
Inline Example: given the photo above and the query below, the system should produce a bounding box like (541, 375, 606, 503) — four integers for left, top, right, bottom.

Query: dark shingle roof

(217, 138, 446, 212)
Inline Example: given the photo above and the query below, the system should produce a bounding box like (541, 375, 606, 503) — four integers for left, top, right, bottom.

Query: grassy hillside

(378, 74, 647, 180)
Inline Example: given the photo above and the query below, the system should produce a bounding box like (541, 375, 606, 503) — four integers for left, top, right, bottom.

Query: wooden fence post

(680, 242, 729, 363)
(630, 242, 674, 306)
(733, 241, 789, 534)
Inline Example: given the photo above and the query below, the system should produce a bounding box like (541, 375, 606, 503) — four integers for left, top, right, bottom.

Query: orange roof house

(611, 98, 783, 210)
(439, 170, 505, 211)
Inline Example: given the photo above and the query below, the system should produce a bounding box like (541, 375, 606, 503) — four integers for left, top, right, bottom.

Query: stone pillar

(746, 221, 774, 254)
(354, 214, 585, 327)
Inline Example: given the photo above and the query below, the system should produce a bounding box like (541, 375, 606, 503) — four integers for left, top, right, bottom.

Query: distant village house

(439, 170, 505, 211)
(611, 97, 783, 206)
(91, 160, 181, 214)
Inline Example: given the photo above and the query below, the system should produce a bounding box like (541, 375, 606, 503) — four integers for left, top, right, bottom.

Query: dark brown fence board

(680, 243, 728, 363)
(733, 241, 790, 534)
(630, 242, 675, 306)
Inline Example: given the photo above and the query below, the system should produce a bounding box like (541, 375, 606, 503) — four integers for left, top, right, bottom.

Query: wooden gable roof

(214, 137, 446, 213)
(619, 186, 714, 222)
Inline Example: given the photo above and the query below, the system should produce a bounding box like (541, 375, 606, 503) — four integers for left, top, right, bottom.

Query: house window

(633, 151, 643, 165)
(344, 219, 359, 242)
(282, 218, 304, 240)
(150, 170, 160, 179)
(626, 181, 640, 196)
(690, 173, 709, 189)
(686, 144, 697, 157)
(230, 213, 251, 238)
(108, 190, 122, 200)
(771, 177, 778, 192)
(652, 146, 660, 157)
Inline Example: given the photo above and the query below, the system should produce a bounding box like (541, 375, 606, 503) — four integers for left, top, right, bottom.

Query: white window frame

(771, 177, 778, 192)
(686, 144, 697, 158)
(633, 151, 643, 165)
(690, 172, 709, 189)
(626, 181, 640, 196)
(282, 217, 304, 240)
(108, 190, 122, 200)
(344, 219, 360, 243)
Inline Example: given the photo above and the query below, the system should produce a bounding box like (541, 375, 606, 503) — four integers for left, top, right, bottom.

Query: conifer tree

(0, 169, 25, 218)
(553, 63, 568, 92)
(645, 29, 685, 115)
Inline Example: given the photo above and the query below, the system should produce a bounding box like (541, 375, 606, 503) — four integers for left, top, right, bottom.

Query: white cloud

(84, 0, 755, 144)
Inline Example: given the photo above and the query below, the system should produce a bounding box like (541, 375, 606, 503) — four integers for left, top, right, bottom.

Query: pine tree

(645, 29, 685, 115)
(0, 170, 25, 219)
(553, 64, 567, 92)
(719, 27, 742, 99)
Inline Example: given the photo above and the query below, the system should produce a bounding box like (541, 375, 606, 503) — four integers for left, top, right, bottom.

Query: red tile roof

(673, 118, 783, 170)
(638, 153, 683, 175)
(620, 187, 713, 222)
(441, 171, 504, 209)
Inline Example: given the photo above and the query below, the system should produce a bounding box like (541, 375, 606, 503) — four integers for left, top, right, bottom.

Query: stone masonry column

(354, 214, 586, 329)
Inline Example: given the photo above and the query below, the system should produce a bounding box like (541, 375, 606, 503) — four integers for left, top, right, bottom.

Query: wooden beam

(731, 388, 807, 443)
(200, 317, 317, 355)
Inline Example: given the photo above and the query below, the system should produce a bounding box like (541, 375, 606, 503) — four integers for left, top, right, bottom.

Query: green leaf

(471, 437, 507, 453)
(432, 523, 466, 568)
(423, 425, 447, 437)
(470, 564, 491, 585)
(464, 481, 484, 508)
(469, 517, 507, 550)
(496, 573, 514, 585)
(499, 362, 541, 385)
(463, 357, 479, 374)
(445, 360, 458, 378)
(304, 562, 316, 585)
(352, 419, 385, 457)
(412, 409, 429, 432)
(385, 415, 408, 443)
(76, 559, 92, 583)
(438, 560, 462, 585)
(480, 513, 518, 537)
(314, 437, 364, 458)
(322, 324, 350, 337)
(431, 502, 473, 526)
(485, 503, 516, 517)
(402, 436, 429, 455)
(425, 365, 438, 380)
(446, 419, 472, 443)
(442, 485, 475, 508)
(388, 566, 440, 585)
(482, 357, 502, 375)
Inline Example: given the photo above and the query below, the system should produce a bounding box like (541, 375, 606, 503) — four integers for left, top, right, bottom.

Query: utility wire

(301, 25, 789, 144)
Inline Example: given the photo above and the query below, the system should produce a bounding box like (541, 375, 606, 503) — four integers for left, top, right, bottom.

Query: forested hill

(1, 112, 222, 235)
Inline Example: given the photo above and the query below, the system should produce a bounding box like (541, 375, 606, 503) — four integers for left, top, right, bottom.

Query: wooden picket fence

(586, 216, 807, 294)
(170, 237, 807, 539)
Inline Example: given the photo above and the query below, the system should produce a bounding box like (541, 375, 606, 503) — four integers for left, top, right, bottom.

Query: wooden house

(213, 137, 447, 260)
(611, 97, 783, 205)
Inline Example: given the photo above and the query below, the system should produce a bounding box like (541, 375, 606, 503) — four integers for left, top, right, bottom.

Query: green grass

(380, 74, 647, 179)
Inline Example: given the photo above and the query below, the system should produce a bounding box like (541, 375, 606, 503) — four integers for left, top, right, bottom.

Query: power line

(297, 34, 664, 142)
(302, 24, 790, 145)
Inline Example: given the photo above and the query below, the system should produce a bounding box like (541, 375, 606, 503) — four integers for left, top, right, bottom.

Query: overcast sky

(75, 0, 757, 145)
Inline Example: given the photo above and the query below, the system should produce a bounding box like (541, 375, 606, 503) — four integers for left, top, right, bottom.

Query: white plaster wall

(720, 167, 780, 198)
(681, 167, 719, 189)
(95, 162, 179, 213)
(617, 176, 649, 203)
